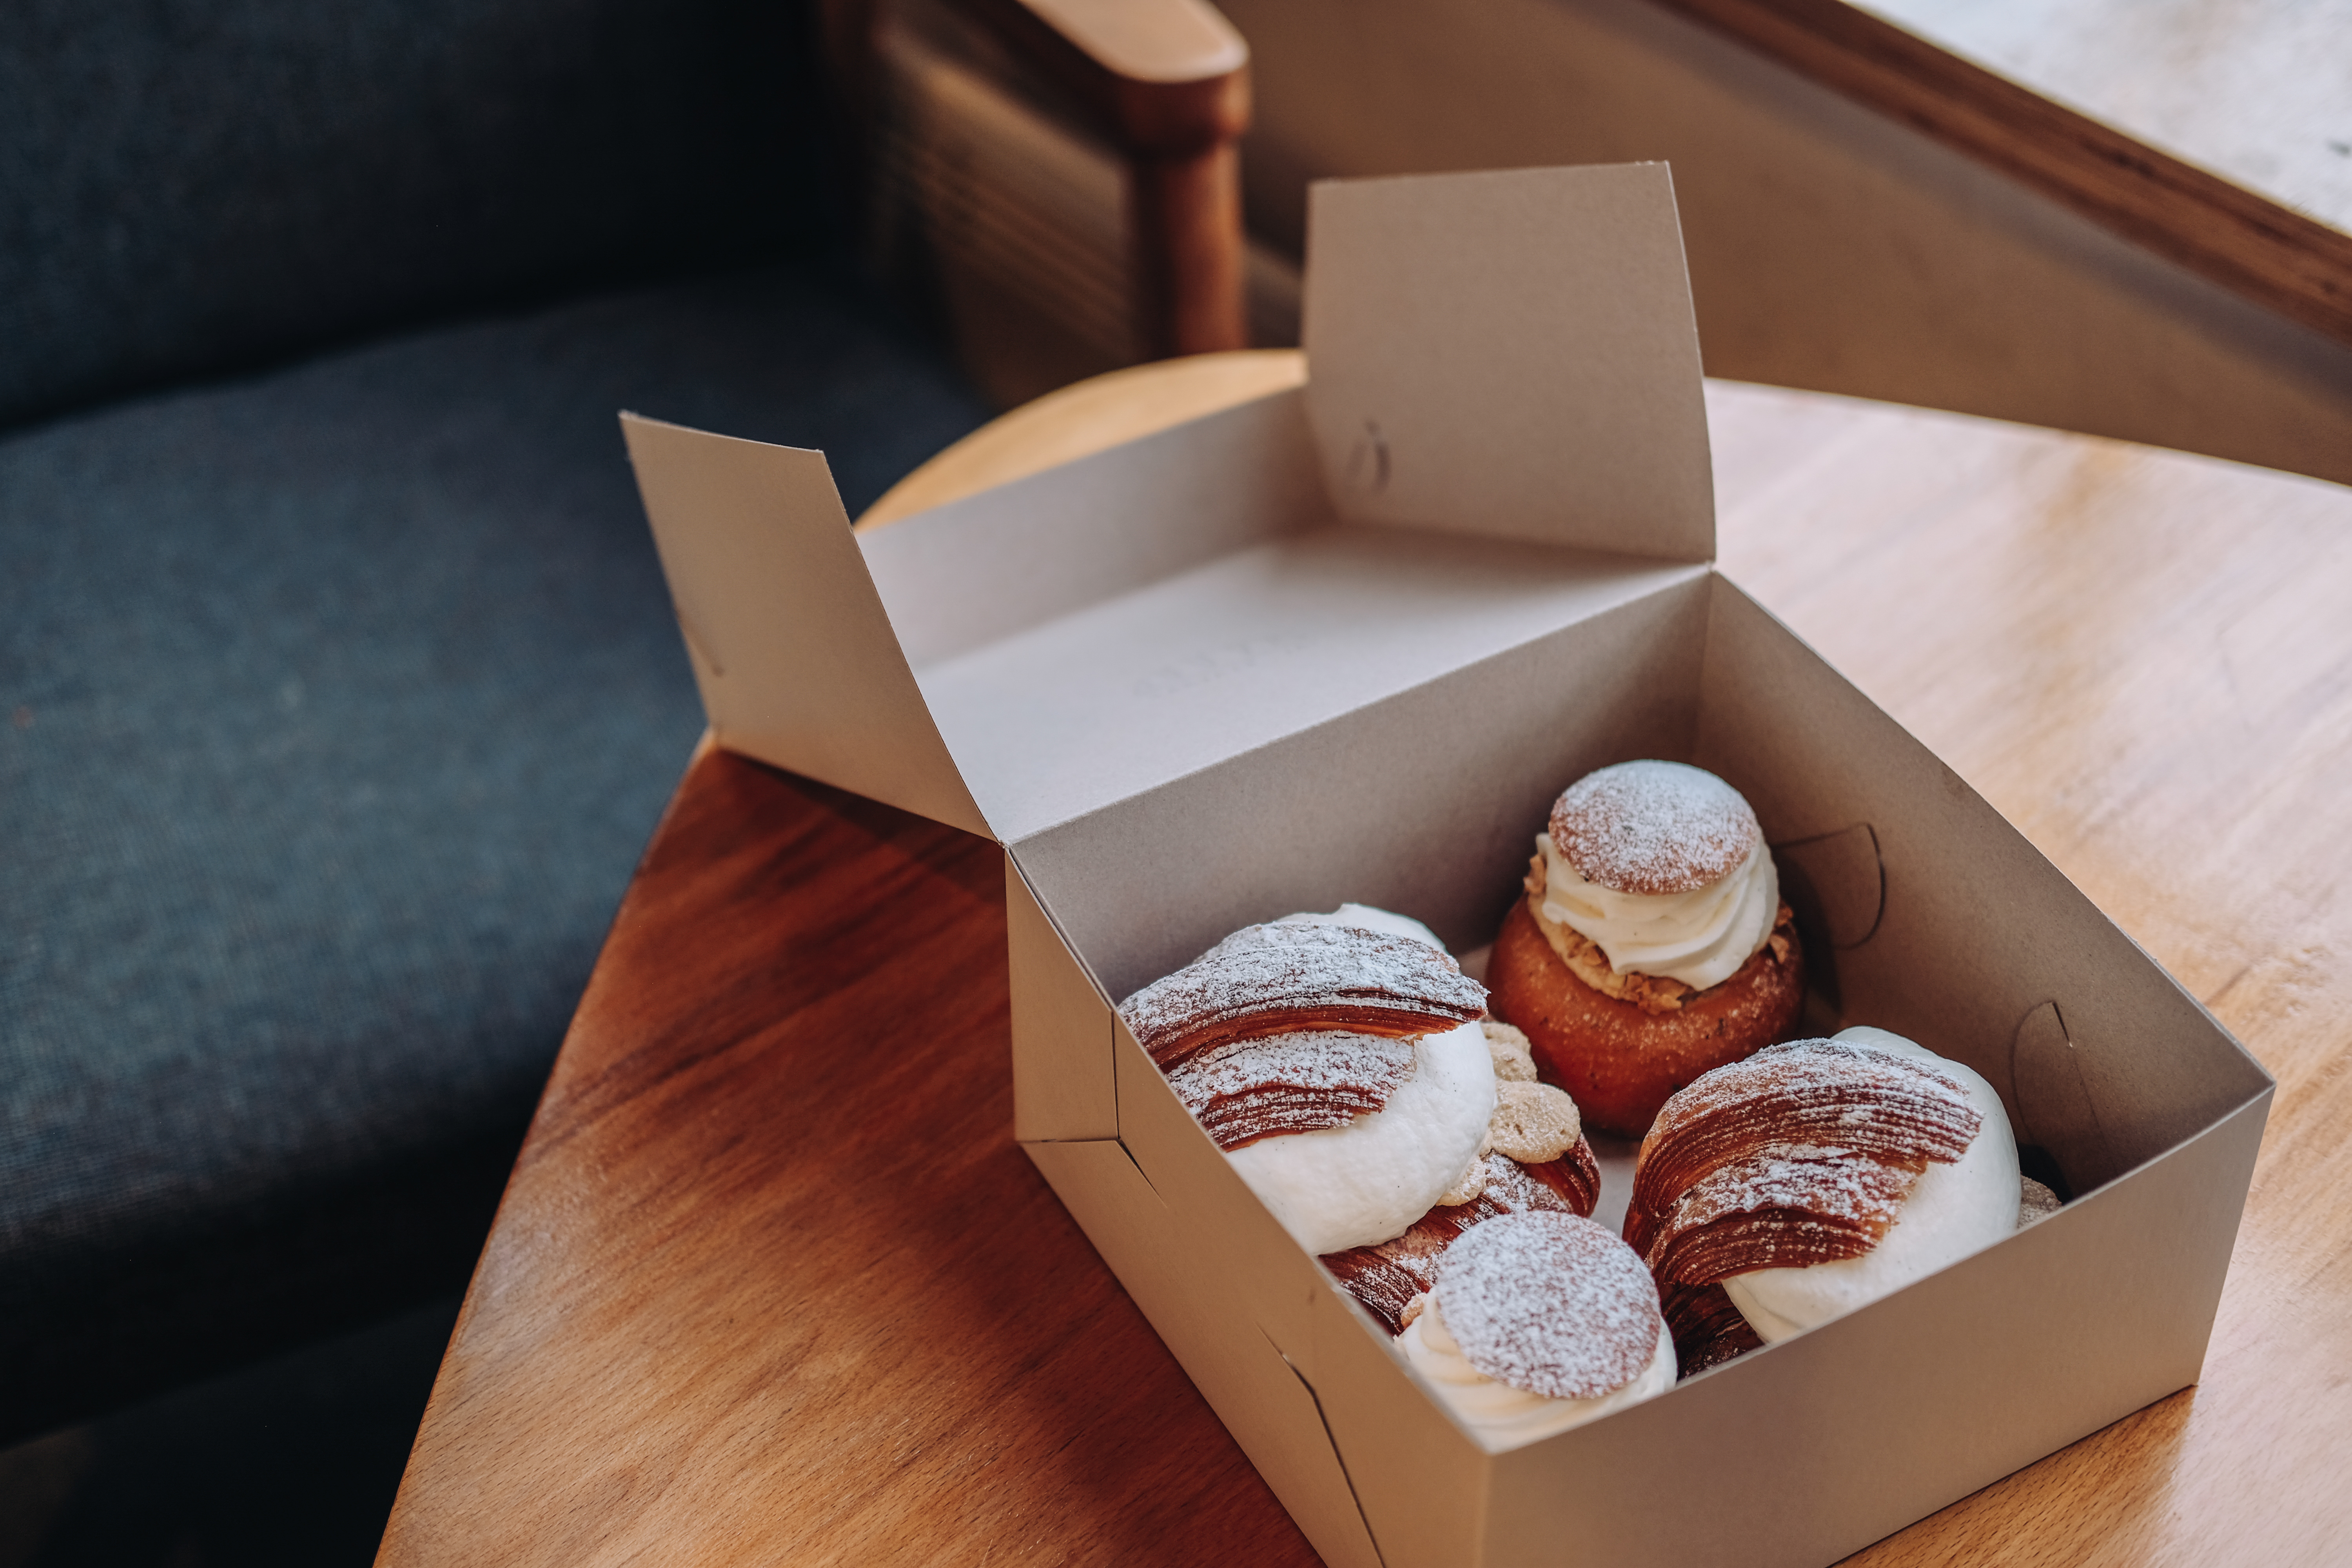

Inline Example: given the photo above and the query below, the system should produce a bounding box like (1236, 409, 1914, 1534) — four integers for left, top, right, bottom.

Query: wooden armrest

(961, 0, 1248, 154)
(959, 0, 1250, 356)
(827, 0, 1252, 359)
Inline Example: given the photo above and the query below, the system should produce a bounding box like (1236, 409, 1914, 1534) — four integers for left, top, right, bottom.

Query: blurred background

(3, 0, 2344, 1561)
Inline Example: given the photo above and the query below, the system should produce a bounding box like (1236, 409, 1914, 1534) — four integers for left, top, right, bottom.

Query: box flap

(620, 413, 991, 839)
(624, 167, 1719, 846)
(1303, 164, 1714, 562)
(858, 383, 1702, 849)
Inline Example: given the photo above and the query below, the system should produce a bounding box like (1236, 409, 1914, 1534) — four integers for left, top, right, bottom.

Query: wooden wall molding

(1651, 0, 2352, 348)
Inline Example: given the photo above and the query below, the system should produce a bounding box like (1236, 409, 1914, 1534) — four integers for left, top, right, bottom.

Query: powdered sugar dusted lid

(1549, 760, 1759, 896)
(1434, 1212, 1663, 1401)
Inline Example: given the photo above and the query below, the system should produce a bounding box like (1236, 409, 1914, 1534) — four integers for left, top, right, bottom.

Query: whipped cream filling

(1227, 1019, 1496, 1254)
(1535, 833, 1778, 991)
(1722, 1026, 2022, 1343)
(1274, 904, 1446, 953)
(1400, 1295, 1675, 1446)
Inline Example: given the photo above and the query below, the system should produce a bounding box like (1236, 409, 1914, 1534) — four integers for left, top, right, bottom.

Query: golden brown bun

(1487, 900, 1805, 1137)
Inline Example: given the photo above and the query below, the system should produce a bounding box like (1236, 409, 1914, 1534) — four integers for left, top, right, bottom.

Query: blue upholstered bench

(0, 0, 987, 1443)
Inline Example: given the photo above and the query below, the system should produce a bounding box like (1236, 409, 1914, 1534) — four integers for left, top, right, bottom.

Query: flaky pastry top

(1165, 1030, 1418, 1151)
(1120, 922, 1486, 1072)
(1627, 1038, 1982, 1285)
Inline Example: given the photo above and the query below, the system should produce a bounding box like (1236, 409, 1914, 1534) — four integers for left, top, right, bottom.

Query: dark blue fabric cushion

(0, 265, 988, 1440)
(0, 0, 827, 429)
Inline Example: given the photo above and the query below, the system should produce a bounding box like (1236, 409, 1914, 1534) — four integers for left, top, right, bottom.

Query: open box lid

(623, 163, 1714, 847)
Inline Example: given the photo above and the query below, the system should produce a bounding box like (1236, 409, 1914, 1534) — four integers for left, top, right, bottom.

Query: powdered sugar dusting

(1550, 760, 1759, 896)
(1480, 1151, 1584, 1219)
(1649, 1146, 1918, 1282)
(1167, 1031, 1419, 1151)
(1120, 923, 1487, 1069)
(1321, 1149, 1591, 1333)
(1628, 1038, 1983, 1287)
(1435, 1212, 1663, 1400)
(1681, 1145, 1916, 1230)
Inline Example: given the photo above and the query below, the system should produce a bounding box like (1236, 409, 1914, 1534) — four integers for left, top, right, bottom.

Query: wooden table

(379, 351, 2352, 1566)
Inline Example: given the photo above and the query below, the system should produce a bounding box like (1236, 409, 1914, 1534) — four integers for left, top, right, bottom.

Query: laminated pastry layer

(1120, 922, 1486, 1070)
(1720, 1029, 2022, 1341)
(1322, 1145, 1602, 1334)
(1628, 1028, 2021, 1360)
(1626, 1037, 1982, 1274)
(1225, 1019, 1497, 1254)
(1167, 1030, 1419, 1149)
(1121, 920, 1499, 1255)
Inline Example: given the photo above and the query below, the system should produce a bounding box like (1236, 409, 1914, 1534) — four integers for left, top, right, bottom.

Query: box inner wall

(925, 524, 1702, 845)
(1013, 570, 2264, 1196)
(1693, 577, 2270, 1190)
(859, 389, 1332, 670)
(1011, 573, 1713, 996)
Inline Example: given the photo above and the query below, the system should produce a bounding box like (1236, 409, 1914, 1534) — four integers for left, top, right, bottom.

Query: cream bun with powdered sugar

(1120, 916, 1496, 1254)
(1320, 1032, 1606, 1334)
(1626, 1026, 2029, 1373)
(1397, 1211, 1675, 1446)
(1487, 760, 1806, 1136)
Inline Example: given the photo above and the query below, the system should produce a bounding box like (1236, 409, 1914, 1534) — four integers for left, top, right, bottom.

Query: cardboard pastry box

(622, 165, 2272, 1568)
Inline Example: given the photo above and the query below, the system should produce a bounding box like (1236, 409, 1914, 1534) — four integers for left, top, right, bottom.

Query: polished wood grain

(1709, 378, 2352, 1566)
(1648, 0, 2352, 349)
(383, 352, 2352, 1564)
(377, 738, 1319, 1566)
